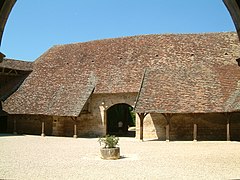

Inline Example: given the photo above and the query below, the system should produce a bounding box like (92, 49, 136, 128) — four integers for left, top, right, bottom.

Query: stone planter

(100, 147, 120, 160)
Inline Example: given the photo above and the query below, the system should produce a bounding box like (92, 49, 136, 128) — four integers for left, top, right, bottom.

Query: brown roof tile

(3, 69, 96, 116)
(135, 64, 240, 113)
(0, 58, 33, 71)
(3, 32, 240, 116)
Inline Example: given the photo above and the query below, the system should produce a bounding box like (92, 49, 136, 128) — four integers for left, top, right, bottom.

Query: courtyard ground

(0, 134, 240, 179)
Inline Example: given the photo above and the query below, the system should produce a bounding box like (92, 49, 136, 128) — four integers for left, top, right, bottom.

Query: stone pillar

(193, 124, 197, 142)
(13, 119, 17, 135)
(104, 109, 107, 134)
(191, 114, 200, 142)
(227, 119, 230, 141)
(41, 121, 45, 137)
(224, 113, 231, 141)
(73, 123, 77, 138)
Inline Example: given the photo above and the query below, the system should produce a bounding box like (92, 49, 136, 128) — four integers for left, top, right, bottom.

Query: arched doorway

(106, 103, 135, 137)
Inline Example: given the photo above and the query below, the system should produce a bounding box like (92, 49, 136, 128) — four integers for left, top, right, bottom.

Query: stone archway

(106, 103, 135, 137)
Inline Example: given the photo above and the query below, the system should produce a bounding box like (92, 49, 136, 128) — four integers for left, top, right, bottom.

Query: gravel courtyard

(0, 135, 240, 180)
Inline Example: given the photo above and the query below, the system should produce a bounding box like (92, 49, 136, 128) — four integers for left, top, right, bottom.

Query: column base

(73, 135, 77, 138)
(41, 133, 45, 137)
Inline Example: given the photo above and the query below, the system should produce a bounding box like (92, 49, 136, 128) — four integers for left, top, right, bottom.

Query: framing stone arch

(106, 103, 135, 137)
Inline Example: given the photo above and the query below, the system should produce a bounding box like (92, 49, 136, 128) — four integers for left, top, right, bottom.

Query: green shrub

(98, 135, 119, 148)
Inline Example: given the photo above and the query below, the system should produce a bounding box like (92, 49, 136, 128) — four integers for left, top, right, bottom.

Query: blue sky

(1, 0, 236, 62)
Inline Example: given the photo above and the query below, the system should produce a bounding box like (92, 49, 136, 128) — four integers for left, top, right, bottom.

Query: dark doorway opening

(107, 103, 135, 137)
(0, 116, 8, 133)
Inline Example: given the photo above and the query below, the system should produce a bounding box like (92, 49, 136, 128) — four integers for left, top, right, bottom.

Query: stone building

(0, 59, 32, 132)
(2, 32, 240, 140)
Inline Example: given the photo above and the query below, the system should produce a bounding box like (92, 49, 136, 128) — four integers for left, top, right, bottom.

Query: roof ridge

(52, 31, 237, 47)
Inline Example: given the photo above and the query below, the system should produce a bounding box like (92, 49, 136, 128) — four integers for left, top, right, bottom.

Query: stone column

(104, 109, 107, 134)
(224, 113, 231, 141)
(41, 121, 45, 137)
(193, 124, 197, 142)
(73, 123, 77, 138)
(191, 114, 200, 142)
(227, 118, 230, 141)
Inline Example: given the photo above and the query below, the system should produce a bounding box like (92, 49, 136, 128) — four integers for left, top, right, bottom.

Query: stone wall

(50, 92, 137, 137)
(7, 114, 52, 135)
(136, 113, 240, 141)
(6, 92, 137, 137)
(7, 92, 239, 141)
(77, 92, 137, 137)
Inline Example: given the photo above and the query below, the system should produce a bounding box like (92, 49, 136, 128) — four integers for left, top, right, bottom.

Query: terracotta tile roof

(0, 59, 33, 101)
(3, 32, 240, 116)
(3, 67, 96, 116)
(34, 32, 240, 94)
(0, 58, 33, 71)
(135, 64, 240, 113)
(0, 74, 30, 101)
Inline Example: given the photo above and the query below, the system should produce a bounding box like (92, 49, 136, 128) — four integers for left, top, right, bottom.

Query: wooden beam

(140, 116, 143, 141)
(7, 69, 13, 74)
(138, 112, 148, 141)
(13, 69, 18, 75)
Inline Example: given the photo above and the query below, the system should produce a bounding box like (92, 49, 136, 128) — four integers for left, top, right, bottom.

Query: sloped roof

(3, 32, 240, 116)
(0, 59, 32, 101)
(36, 32, 240, 94)
(3, 57, 96, 116)
(135, 64, 240, 114)
(0, 58, 33, 71)
(0, 74, 30, 101)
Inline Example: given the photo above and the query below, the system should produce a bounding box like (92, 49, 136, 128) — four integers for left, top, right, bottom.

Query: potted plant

(98, 135, 120, 160)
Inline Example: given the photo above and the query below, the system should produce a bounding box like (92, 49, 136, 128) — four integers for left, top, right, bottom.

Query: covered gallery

(2, 32, 240, 140)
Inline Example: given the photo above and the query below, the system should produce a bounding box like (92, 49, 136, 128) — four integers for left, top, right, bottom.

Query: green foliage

(98, 135, 119, 148)
(129, 106, 135, 126)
